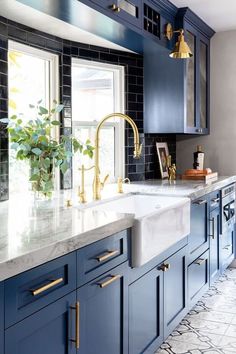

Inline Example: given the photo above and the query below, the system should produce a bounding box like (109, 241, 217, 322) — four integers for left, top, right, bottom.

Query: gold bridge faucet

(93, 113, 142, 200)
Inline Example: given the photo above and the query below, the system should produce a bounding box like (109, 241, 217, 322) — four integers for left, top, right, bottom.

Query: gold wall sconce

(165, 23, 193, 59)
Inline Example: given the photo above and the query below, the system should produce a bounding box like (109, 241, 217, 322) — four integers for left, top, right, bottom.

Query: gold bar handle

(193, 199, 207, 205)
(31, 277, 63, 296)
(96, 250, 119, 262)
(194, 258, 205, 265)
(70, 302, 80, 349)
(98, 275, 121, 288)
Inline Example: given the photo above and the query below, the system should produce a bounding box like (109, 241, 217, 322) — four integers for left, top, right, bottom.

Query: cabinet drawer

(209, 190, 220, 211)
(5, 252, 76, 328)
(77, 229, 129, 286)
(188, 250, 209, 308)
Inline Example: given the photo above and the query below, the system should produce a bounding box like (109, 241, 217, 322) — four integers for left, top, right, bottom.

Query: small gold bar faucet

(78, 164, 94, 203)
(93, 113, 142, 200)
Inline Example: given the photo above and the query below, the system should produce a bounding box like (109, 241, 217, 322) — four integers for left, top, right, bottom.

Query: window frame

(8, 40, 60, 190)
(71, 58, 125, 183)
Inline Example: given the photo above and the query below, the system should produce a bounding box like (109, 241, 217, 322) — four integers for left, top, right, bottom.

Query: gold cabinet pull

(158, 263, 170, 272)
(111, 3, 121, 12)
(70, 302, 80, 349)
(193, 199, 207, 205)
(31, 277, 63, 296)
(96, 250, 119, 262)
(194, 258, 205, 265)
(98, 275, 121, 288)
(212, 197, 220, 203)
(209, 218, 215, 239)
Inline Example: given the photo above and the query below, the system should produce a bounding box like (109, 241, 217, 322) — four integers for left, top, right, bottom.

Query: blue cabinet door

(5, 291, 76, 354)
(163, 246, 187, 338)
(77, 262, 127, 354)
(209, 207, 220, 284)
(128, 267, 163, 354)
(188, 198, 209, 264)
(0, 282, 3, 354)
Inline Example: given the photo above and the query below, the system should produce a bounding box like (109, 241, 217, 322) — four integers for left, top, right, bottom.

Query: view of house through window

(72, 59, 125, 188)
(8, 41, 58, 194)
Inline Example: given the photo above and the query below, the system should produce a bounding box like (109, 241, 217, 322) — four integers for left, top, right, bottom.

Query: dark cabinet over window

(144, 8, 214, 135)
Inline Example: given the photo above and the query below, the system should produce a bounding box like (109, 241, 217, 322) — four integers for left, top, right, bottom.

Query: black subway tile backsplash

(0, 15, 176, 201)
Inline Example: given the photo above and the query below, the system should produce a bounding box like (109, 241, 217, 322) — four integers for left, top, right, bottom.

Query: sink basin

(92, 194, 190, 267)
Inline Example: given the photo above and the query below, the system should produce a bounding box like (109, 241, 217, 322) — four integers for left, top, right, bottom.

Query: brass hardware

(117, 177, 131, 193)
(31, 277, 63, 296)
(66, 199, 72, 207)
(111, 3, 121, 12)
(96, 250, 119, 262)
(193, 199, 207, 205)
(209, 218, 215, 239)
(93, 113, 142, 200)
(70, 302, 80, 349)
(194, 258, 205, 265)
(98, 274, 121, 288)
(165, 24, 193, 59)
(78, 164, 95, 204)
(158, 263, 170, 272)
(212, 198, 220, 203)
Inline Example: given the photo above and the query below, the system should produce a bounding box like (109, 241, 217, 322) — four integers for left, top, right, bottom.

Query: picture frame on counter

(156, 142, 169, 179)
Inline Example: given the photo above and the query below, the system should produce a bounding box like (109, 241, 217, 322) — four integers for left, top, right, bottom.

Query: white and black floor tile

(155, 268, 236, 354)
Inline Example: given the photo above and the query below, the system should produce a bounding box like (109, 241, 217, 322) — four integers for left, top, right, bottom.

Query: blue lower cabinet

(221, 222, 235, 272)
(77, 262, 127, 354)
(5, 291, 77, 354)
(188, 198, 209, 264)
(128, 267, 164, 354)
(0, 282, 4, 354)
(163, 246, 187, 338)
(209, 207, 220, 284)
(188, 250, 210, 308)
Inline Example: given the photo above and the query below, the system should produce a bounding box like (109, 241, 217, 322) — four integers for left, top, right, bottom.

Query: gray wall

(177, 30, 236, 176)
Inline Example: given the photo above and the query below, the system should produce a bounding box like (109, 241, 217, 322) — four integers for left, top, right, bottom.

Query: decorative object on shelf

(93, 113, 142, 200)
(165, 23, 193, 59)
(156, 142, 169, 179)
(182, 168, 218, 182)
(1, 101, 94, 198)
(193, 145, 205, 170)
(167, 155, 176, 181)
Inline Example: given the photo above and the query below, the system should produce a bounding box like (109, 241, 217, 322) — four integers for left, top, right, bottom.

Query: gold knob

(66, 199, 72, 207)
(111, 3, 121, 12)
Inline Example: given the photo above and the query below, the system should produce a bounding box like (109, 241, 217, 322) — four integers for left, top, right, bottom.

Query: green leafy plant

(2, 100, 94, 197)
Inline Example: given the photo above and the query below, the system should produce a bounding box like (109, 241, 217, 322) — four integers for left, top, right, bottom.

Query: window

(8, 41, 59, 194)
(72, 59, 125, 188)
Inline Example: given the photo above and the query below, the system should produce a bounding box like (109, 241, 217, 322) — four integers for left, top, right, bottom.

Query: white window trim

(72, 58, 125, 181)
(8, 40, 60, 189)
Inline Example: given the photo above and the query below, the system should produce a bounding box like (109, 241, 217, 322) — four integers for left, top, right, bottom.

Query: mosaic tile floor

(155, 268, 236, 354)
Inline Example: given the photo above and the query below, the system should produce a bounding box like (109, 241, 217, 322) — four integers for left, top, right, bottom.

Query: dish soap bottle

(193, 145, 204, 170)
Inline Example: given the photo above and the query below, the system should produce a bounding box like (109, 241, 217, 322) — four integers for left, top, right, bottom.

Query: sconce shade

(169, 30, 193, 59)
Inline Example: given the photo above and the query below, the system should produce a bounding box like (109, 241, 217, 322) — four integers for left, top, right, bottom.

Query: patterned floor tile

(175, 318, 229, 336)
(217, 335, 236, 353)
(186, 310, 234, 325)
(224, 324, 236, 338)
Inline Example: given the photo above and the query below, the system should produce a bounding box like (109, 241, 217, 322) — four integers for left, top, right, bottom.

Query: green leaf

(60, 161, 69, 174)
(39, 106, 48, 115)
(17, 119, 22, 124)
(10, 115, 17, 120)
(51, 120, 60, 126)
(85, 139, 91, 145)
(32, 148, 42, 156)
(29, 174, 40, 182)
(37, 99, 43, 104)
(11, 142, 19, 150)
(29, 104, 35, 108)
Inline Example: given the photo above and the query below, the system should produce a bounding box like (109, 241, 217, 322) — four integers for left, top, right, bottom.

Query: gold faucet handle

(101, 174, 109, 189)
(117, 177, 130, 193)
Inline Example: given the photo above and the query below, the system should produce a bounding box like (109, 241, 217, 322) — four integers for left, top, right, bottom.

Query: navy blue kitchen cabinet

(144, 8, 214, 135)
(221, 222, 235, 272)
(5, 291, 77, 354)
(209, 204, 220, 284)
(77, 262, 128, 354)
(163, 246, 187, 338)
(128, 267, 164, 354)
(0, 282, 3, 354)
(188, 197, 209, 264)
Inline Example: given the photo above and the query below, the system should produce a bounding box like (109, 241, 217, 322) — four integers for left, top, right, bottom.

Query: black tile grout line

(0, 16, 176, 200)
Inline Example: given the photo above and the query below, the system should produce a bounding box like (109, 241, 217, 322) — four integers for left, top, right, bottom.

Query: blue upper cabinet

(0, 282, 3, 354)
(144, 7, 215, 135)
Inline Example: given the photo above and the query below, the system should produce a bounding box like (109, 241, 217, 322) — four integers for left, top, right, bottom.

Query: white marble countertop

(0, 175, 235, 281)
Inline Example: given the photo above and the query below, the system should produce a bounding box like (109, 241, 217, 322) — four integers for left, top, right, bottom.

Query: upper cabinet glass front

(200, 41, 207, 130)
(186, 30, 195, 129)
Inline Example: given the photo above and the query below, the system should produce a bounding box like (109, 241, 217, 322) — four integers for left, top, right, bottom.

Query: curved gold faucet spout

(93, 113, 142, 200)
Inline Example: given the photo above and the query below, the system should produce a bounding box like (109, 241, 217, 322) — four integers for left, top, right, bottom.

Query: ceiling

(171, 0, 236, 32)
